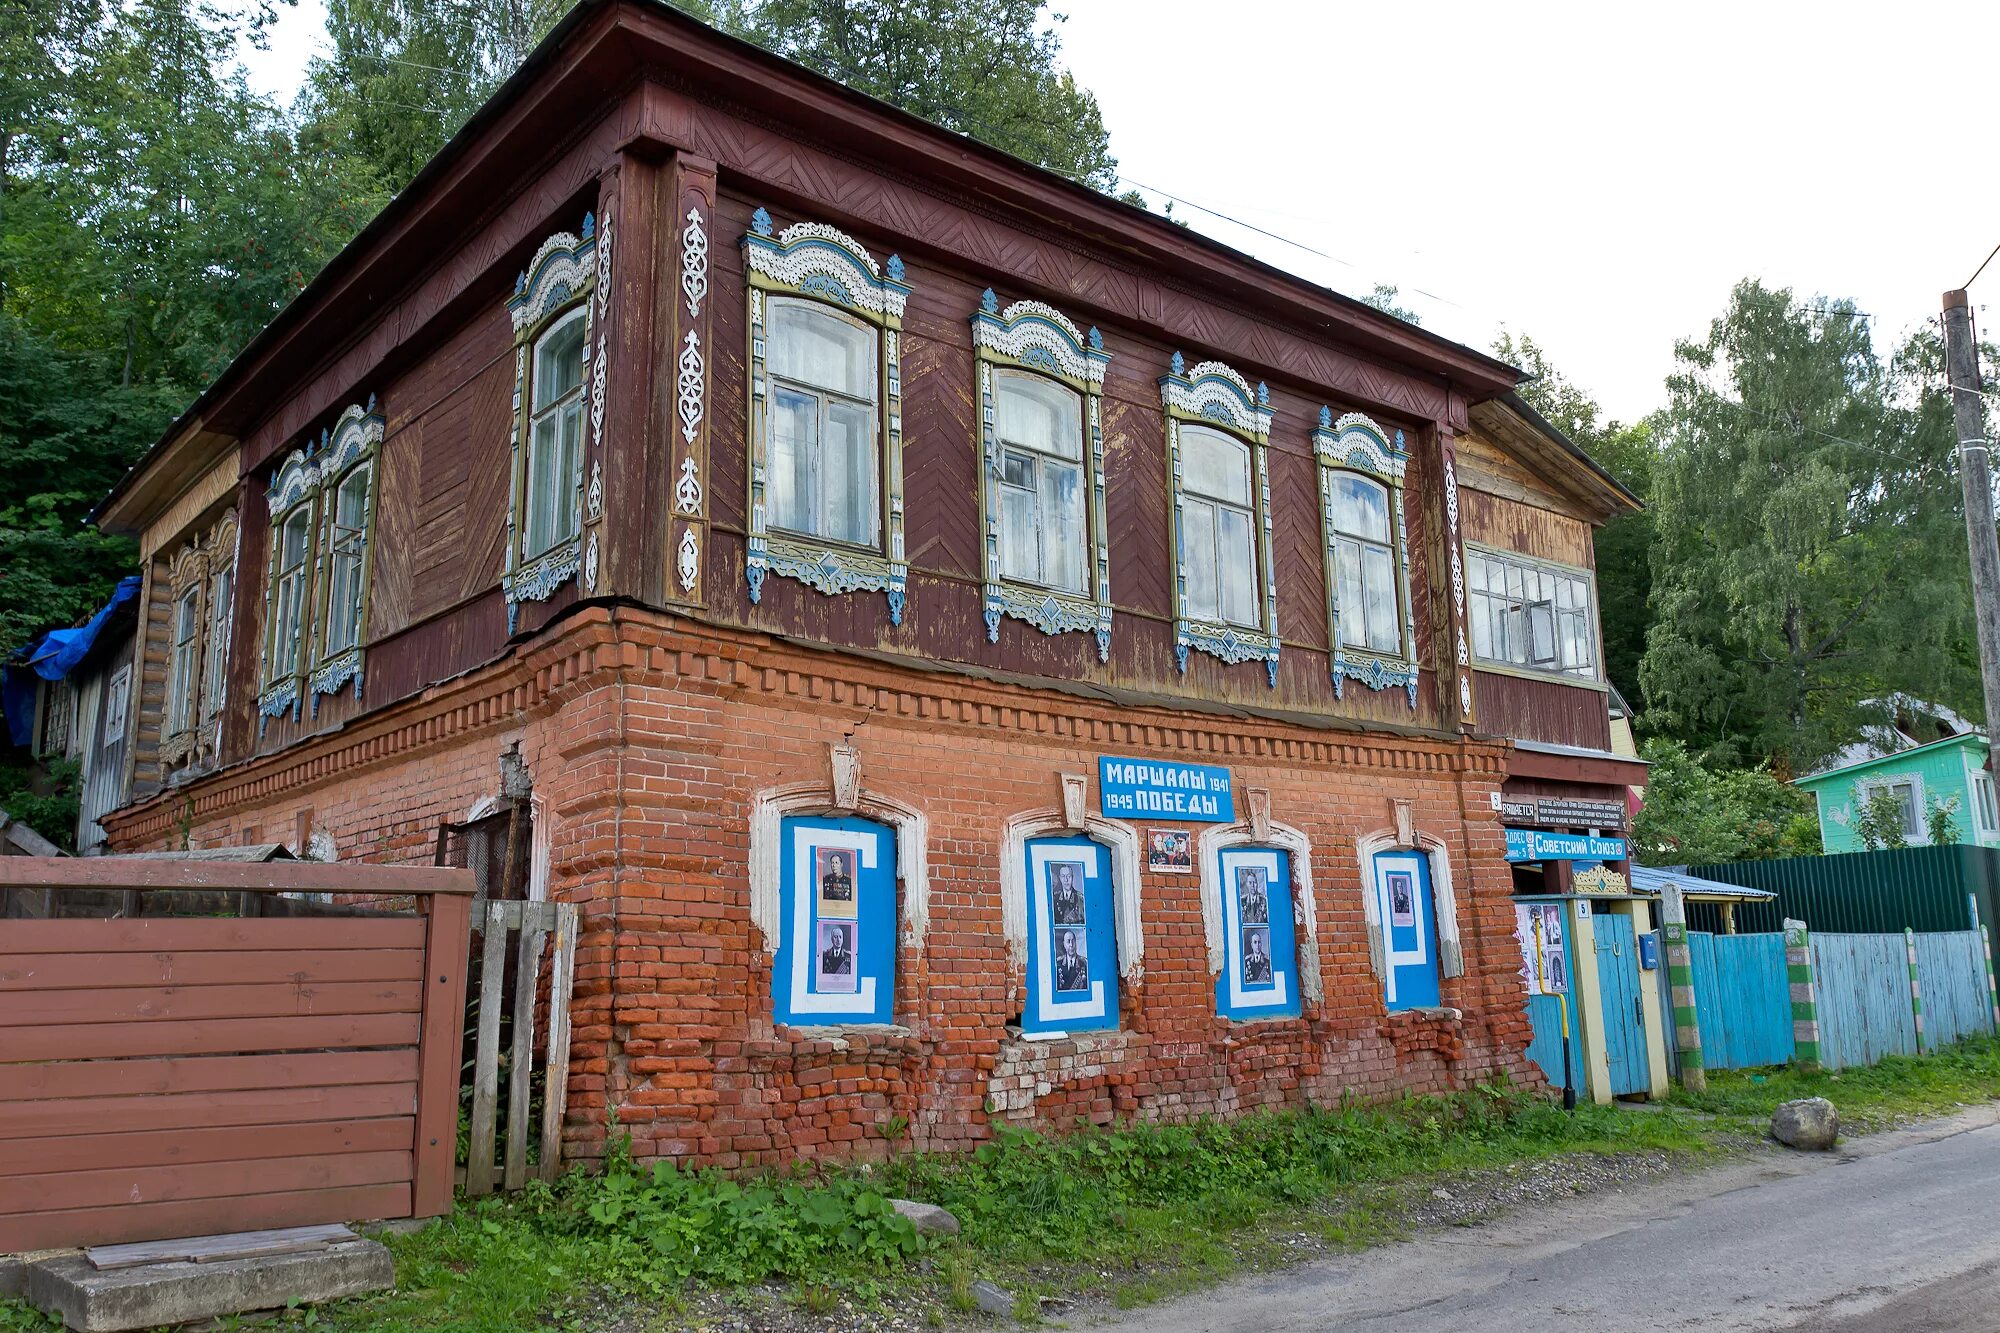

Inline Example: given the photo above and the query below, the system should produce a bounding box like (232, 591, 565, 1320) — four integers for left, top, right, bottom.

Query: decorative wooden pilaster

(1415, 422, 1477, 732)
(591, 151, 665, 604)
(665, 154, 715, 607)
(1784, 918, 1822, 1071)
(1658, 879, 1705, 1091)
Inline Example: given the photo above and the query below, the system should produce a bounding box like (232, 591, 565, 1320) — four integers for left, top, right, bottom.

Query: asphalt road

(1091, 1106, 2000, 1333)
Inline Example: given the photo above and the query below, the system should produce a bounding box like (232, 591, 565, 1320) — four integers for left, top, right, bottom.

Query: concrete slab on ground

(25, 1237, 393, 1332)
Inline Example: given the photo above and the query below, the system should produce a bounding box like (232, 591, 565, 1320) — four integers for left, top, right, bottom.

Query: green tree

(1360, 283, 1419, 325)
(1492, 330, 1655, 705)
(1631, 739, 1819, 865)
(1850, 783, 1911, 852)
(1639, 281, 1975, 771)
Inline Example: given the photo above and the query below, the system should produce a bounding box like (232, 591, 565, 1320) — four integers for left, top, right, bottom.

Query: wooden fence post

(414, 889, 473, 1218)
(1984, 924, 1999, 1033)
(1784, 918, 1821, 1072)
(1658, 880, 1705, 1092)
(1905, 925, 1926, 1055)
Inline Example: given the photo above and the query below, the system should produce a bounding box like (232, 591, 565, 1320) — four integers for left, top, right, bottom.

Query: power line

(1966, 239, 2000, 292)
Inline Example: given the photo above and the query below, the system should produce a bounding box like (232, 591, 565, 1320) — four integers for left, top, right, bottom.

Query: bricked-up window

(1020, 835, 1119, 1037)
(772, 814, 897, 1027)
(1212, 845, 1301, 1022)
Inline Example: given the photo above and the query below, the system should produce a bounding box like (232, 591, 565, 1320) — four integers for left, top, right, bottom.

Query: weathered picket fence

(463, 898, 579, 1196)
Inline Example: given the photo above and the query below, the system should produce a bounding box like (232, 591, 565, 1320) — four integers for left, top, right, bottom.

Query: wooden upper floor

(90, 0, 1638, 808)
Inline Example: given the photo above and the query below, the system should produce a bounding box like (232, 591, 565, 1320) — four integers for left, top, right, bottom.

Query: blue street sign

(1098, 756, 1236, 822)
(1504, 829, 1628, 863)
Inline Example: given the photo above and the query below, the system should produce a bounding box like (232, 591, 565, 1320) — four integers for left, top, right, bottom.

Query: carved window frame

(1160, 356, 1280, 686)
(306, 405, 385, 712)
(258, 470, 319, 728)
(502, 215, 598, 633)
(162, 543, 209, 765)
(742, 209, 911, 624)
(971, 290, 1113, 659)
(1314, 410, 1419, 709)
(199, 510, 238, 737)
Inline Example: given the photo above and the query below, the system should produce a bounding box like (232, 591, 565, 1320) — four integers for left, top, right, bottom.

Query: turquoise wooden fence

(1524, 992, 1587, 1094)
(1686, 932, 1794, 1070)
(1914, 931, 1994, 1048)
(1811, 933, 1919, 1070)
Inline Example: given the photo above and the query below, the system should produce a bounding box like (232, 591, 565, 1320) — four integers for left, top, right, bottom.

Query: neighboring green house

(1798, 702, 1997, 853)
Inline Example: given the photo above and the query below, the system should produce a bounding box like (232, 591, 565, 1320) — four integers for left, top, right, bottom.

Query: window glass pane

(770, 299, 876, 400)
(823, 399, 876, 545)
(1002, 451, 1033, 490)
(1000, 475, 1037, 583)
(1330, 474, 1389, 543)
(1335, 535, 1366, 649)
(281, 510, 312, 569)
(1362, 543, 1398, 653)
(1528, 602, 1556, 664)
(1183, 500, 1218, 622)
(555, 401, 583, 545)
(532, 311, 586, 411)
(1470, 591, 1494, 659)
(1041, 459, 1086, 593)
(995, 370, 1081, 461)
(1217, 505, 1258, 627)
(203, 567, 232, 717)
(1181, 427, 1251, 507)
(767, 385, 815, 534)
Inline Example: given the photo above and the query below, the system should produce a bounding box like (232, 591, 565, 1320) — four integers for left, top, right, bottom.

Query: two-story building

(84, 0, 1641, 1165)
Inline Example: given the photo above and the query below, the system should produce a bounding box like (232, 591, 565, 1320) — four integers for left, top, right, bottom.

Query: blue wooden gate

(1686, 932, 1795, 1070)
(1524, 991, 1586, 1094)
(1914, 931, 1995, 1048)
(1592, 912, 1648, 1095)
(1811, 933, 1918, 1070)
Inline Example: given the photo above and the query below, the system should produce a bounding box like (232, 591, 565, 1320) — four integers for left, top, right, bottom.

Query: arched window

(994, 369, 1086, 593)
(766, 297, 879, 547)
(1314, 411, 1417, 708)
(772, 813, 898, 1026)
(1179, 425, 1260, 629)
(523, 307, 587, 560)
(1327, 473, 1398, 655)
(264, 503, 315, 688)
(320, 461, 375, 659)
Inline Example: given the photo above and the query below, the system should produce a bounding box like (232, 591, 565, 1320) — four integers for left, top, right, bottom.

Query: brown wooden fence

(0, 858, 472, 1252)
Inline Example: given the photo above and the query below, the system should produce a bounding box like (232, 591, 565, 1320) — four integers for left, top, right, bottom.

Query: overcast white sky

(244, 0, 2000, 422)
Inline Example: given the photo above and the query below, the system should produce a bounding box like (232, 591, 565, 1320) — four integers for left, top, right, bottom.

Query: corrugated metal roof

(1630, 864, 1776, 901)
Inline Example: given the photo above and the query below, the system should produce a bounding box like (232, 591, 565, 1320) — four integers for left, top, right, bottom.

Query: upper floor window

(168, 585, 201, 734)
(1467, 547, 1597, 680)
(742, 209, 910, 623)
(995, 370, 1086, 594)
(265, 503, 314, 686)
(158, 508, 235, 770)
(1313, 411, 1417, 708)
(1180, 426, 1259, 628)
(201, 559, 234, 723)
(320, 460, 375, 657)
(1160, 356, 1278, 686)
(523, 308, 586, 560)
(766, 297, 878, 548)
(501, 214, 601, 633)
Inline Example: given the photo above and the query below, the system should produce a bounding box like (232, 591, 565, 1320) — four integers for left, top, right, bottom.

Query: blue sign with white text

(1098, 757, 1235, 822)
(1504, 829, 1628, 863)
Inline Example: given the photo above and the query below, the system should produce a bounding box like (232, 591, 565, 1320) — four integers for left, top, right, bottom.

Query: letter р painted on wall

(1097, 756, 1236, 823)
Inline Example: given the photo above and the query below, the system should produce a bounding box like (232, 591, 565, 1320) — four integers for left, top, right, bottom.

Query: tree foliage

(1639, 281, 1977, 771)
(1631, 739, 1820, 865)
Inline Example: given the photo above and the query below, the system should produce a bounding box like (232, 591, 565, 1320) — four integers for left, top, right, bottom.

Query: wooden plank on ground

(0, 1082, 418, 1139)
(411, 888, 472, 1218)
(6, 917, 427, 955)
(504, 908, 546, 1192)
(0, 979, 424, 1027)
(0, 1182, 410, 1254)
(0, 1049, 419, 1103)
(0, 1150, 410, 1213)
(88, 1223, 357, 1270)
(0, 1118, 413, 1178)
(0, 1012, 421, 1063)
(0, 947, 428, 991)
(539, 902, 578, 1183)
(464, 900, 512, 1197)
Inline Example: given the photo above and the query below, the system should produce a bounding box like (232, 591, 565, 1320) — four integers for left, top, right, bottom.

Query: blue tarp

(4, 575, 142, 748)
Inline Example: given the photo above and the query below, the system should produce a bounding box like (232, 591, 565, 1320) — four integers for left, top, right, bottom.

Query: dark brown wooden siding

(1476, 669, 1613, 752)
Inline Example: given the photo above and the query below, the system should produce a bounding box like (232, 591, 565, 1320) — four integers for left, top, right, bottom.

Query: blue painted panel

(773, 814, 897, 1026)
(1098, 756, 1235, 822)
(1915, 931, 1994, 1047)
(1687, 932, 1795, 1070)
(1811, 934, 1918, 1070)
(1214, 846, 1300, 1021)
(1592, 912, 1647, 1095)
(1023, 836, 1119, 1035)
(1374, 851, 1440, 1011)
(1524, 917, 1586, 1093)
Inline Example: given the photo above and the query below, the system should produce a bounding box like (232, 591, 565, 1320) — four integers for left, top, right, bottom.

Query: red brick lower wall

(105, 607, 1540, 1170)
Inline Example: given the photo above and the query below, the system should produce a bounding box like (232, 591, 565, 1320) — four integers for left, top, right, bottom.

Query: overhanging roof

(1467, 393, 1642, 524)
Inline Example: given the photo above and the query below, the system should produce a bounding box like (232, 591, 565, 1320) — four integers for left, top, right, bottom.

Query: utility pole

(1942, 289, 2000, 770)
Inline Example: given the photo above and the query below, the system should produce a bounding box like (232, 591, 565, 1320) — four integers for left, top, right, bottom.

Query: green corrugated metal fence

(1690, 845, 2000, 936)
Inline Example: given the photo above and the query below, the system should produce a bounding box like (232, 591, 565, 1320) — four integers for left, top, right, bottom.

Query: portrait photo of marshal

(814, 920, 858, 993)
(1388, 871, 1415, 928)
(815, 847, 856, 919)
(1053, 927, 1090, 993)
(1241, 926, 1274, 985)
(1235, 865, 1269, 925)
(1049, 861, 1086, 926)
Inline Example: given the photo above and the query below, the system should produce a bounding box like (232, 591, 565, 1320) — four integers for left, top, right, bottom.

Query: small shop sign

(1504, 829, 1627, 863)
(1098, 757, 1235, 821)
(1536, 797, 1627, 829)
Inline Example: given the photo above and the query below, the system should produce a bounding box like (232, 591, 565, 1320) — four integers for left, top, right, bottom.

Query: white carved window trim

(999, 807, 1143, 1010)
(1160, 356, 1280, 686)
(742, 209, 910, 624)
(200, 511, 238, 731)
(258, 493, 317, 728)
(971, 290, 1113, 659)
(1354, 827, 1465, 991)
(307, 407, 383, 714)
(162, 541, 209, 763)
(1314, 410, 1419, 709)
(502, 215, 598, 633)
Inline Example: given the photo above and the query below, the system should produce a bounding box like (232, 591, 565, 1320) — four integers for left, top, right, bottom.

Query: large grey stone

(26, 1238, 393, 1332)
(971, 1278, 1015, 1319)
(1771, 1097, 1839, 1151)
(889, 1198, 961, 1238)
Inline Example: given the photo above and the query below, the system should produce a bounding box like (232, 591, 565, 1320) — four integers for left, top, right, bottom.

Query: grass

(5, 1040, 1997, 1332)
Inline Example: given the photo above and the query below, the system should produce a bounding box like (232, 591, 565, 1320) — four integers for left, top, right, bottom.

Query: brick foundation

(104, 605, 1541, 1169)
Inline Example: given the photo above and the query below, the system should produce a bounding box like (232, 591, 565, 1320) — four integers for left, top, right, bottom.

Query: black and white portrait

(1236, 866, 1269, 925)
(1053, 927, 1090, 993)
(1387, 870, 1415, 928)
(1049, 861, 1086, 926)
(1241, 926, 1273, 986)
(816, 847, 856, 919)
(814, 920, 858, 993)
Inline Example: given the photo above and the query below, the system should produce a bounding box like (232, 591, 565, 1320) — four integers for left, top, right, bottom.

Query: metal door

(1592, 911, 1648, 1095)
